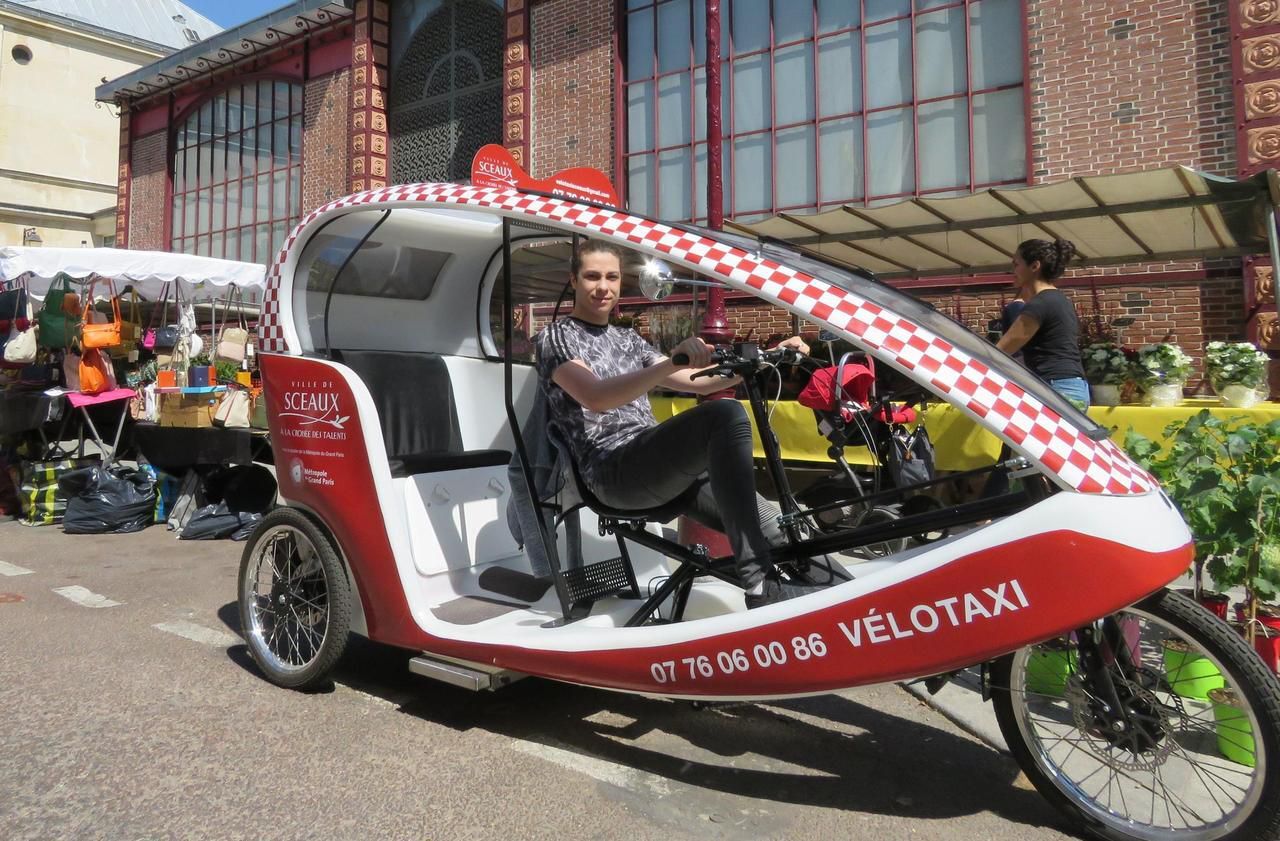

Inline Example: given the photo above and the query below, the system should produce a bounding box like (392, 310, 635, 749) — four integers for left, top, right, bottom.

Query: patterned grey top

(535, 317, 664, 485)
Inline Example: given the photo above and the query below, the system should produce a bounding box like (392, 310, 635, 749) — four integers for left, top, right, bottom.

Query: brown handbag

(80, 277, 122, 350)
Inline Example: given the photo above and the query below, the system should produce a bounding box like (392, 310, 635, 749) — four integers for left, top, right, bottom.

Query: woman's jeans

(983, 376, 1091, 498)
(589, 400, 780, 587)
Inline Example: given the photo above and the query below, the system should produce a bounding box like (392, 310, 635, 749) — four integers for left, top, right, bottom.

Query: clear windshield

(687, 224, 1105, 437)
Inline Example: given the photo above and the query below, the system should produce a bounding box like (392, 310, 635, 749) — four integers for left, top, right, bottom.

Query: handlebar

(674, 343, 804, 378)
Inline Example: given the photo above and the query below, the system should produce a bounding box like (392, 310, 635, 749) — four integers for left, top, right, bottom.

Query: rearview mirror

(638, 258, 723, 302)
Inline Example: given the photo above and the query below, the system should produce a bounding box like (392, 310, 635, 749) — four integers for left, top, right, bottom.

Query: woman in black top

(996, 238, 1089, 409)
(982, 239, 1087, 500)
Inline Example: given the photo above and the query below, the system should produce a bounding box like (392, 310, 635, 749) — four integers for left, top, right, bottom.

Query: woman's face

(1012, 251, 1039, 288)
(571, 251, 622, 323)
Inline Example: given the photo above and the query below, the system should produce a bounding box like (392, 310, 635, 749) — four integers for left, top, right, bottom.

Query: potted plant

(1209, 687, 1256, 766)
(1082, 342, 1132, 406)
(1205, 341, 1270, 409)
(1126, 412, 1280, 669)
(1134, 343, 1192, 407)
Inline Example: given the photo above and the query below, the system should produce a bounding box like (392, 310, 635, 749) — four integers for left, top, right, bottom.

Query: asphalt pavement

(0, 518, 1081, 841)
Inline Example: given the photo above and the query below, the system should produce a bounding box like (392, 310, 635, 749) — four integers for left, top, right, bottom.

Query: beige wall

(0, 13, 164, 248)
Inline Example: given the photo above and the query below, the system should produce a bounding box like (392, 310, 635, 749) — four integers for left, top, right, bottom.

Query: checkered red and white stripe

(257, 183, 1157, 496)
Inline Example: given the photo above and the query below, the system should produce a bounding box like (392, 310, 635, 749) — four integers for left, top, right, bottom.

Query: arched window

(170, 80, 304, 263)
(389, 0, 503, 184)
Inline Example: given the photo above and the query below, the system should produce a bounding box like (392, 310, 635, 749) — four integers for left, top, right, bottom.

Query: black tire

(237, 507, 352, 690)
(992, 588, 1280, 841)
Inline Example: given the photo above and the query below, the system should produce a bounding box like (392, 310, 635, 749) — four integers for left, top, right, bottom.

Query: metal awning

(725, 166, 1280, 280)
(95, 0, 353, 105)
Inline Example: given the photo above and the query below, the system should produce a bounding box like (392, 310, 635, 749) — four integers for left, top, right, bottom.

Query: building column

(503, 0, 531, 170)
(115, 108, 131, 248)
(350, 0, 390, 192)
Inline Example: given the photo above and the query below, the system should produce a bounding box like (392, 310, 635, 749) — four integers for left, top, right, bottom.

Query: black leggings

(588, 400, 780, 586)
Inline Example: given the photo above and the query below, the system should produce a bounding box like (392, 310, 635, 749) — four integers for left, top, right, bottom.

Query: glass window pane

(226, 133, 241, 182)
(171, 201, 182, 240)
(291, 166, 301, 219)
(242, 83, 257, 127)
(693, 0, 731, 65)
(973, 87, 1025, 183)
(198, 101, 213, 143)
(627, 8, 654, 79)
(627, 154, 653, 216)
(240, 180, 254, 227)
(732, 133, 771, 213)
(211, 94, 226, 136)
(819, 31, 861, 116)
(732, 53, 770, 132)
(256, 226, 270, 265)
(272, 220, 287, 260)
(274, 121, 289, 167)
(731, 0, 769, 54)
(240, 228, 253, 263)
(256, 128, 271, 174)
(185, 146, 196, 187)
(289, 121, 302, 163)
(867, 106, 914, 196)
(199, 189, 212, 232)
(865, 0, 909, 23)
(915, 7, 966, 100)
(212, 138, 225, 183)
(628, 81, 655, 151)
(211, 183, 225, 232)
(227, 180, 240, 227)
(658, 0, 691, 73)
(257, 81, 273, 126)
(257, 172, 271, 219)
(865, 19, 911, 108)
(819, 116, 863, 203)
(658, 72, 692, 147)
(226, 228, 240, 261)
(658, 148, 693, 221)
(693, 63, 731, 142)
(916, 0, 955, 9)
(774, 43, 814, 125)
(172, 155, 185, 195)
(775, 0, 814, 43)
(776, 125, 816, 208)
(228, 87, 241, 133)
(918, 97, 969, 190)
(212, 231, 224, 260)
(970, 0, 1023, 89)
(242, 128, 257, 177)
(818, 0, 859, 32)
(185, 193, 196, 234)
(274, 82, 290, 119)
(273, 168, 288, 220)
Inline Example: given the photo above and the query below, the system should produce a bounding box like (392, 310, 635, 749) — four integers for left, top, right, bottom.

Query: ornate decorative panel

(389, 0, 504, 184)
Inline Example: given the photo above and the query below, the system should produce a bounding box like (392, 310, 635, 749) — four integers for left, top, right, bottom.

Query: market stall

(0, 248, 270, 531)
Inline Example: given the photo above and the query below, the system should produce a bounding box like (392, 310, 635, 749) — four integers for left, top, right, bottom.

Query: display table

(131, 422, 272, 475)
(0, 390, 63, 436)
(651, 396, 1280, 472)
(65, 388, 134, 467)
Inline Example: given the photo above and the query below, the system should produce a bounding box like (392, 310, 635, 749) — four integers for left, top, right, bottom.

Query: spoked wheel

(238, 508, 351, 690)
(841, 506, 909, 559)
(992, 589, 1280, 841)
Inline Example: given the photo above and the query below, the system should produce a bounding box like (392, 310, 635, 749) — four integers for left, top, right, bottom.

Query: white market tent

(0, 247, 266, 301)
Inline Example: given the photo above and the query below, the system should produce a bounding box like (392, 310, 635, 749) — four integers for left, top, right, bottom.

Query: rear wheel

(992, 589, 1280, 841)
(238, 508, 351, 690)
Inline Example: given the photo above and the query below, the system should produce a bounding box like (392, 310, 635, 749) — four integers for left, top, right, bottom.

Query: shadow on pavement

(218, 623, 1066, 831)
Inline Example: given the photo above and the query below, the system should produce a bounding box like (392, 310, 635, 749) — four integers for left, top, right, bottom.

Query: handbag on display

(213, 387, 252, 428)
(145, 283, 179, 350)
(110, 289, 142, 360)
(18, 361, 54, 388)
(78, 347, 114, 395)
(2, 284, 37, 365)
(80, 277, 123, 350)
(62, 350, 81, 391)
(215, 288, 250, 365)
(38, 274, 80, 349)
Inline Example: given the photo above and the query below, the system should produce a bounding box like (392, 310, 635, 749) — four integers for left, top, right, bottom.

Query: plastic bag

(59, 465, 157, 534)
(179, 501, 261, 541)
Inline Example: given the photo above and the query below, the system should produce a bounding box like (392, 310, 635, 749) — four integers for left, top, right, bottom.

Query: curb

(898, 670, 1009, 755)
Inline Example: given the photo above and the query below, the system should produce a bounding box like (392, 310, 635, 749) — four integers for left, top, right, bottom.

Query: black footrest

(562, 556, 637, 605)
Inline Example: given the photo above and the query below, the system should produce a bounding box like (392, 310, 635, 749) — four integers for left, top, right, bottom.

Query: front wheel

(238, 508, 352, 690)
(992, 589, 1280, 841)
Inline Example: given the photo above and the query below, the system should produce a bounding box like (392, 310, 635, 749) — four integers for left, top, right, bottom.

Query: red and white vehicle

(240, 151, 1280, 841)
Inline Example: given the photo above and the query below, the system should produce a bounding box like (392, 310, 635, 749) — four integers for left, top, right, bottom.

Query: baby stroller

(794, 352, 942, 556)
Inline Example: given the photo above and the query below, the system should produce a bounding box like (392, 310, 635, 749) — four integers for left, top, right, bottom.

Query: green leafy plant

(1125, 412, 1280, 602)
(214, 360, 239, 384)
(1083, 342, 1133, 386)
(1205, 341, 1269, 392)
(189, 352, 212, 368)
(1134, 342, 1193, 388)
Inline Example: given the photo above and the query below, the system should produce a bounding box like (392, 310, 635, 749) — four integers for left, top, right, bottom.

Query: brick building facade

(97, 0, 1278, 393)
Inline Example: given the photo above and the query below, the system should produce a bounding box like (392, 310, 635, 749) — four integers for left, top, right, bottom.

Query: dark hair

(571, 239, 627, 276)
(1016, 238, 1077, 281)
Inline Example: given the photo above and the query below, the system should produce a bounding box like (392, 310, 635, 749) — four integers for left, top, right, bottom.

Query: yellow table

(650, 396, 1280, 472)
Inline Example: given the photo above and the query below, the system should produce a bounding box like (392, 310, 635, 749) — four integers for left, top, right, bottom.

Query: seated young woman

(535, 239, 817, 608)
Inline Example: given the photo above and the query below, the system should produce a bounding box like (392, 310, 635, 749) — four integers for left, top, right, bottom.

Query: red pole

(700, 0, 731, 345)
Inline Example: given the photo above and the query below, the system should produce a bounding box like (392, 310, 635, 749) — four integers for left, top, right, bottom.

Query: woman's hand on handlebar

(775, 335, 811, 356)
(669, 336, 714, 369)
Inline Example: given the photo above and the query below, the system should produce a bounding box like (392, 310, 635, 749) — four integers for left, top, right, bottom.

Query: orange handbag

(78, 347, 114, 395)
(80, 277, 122, 349)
